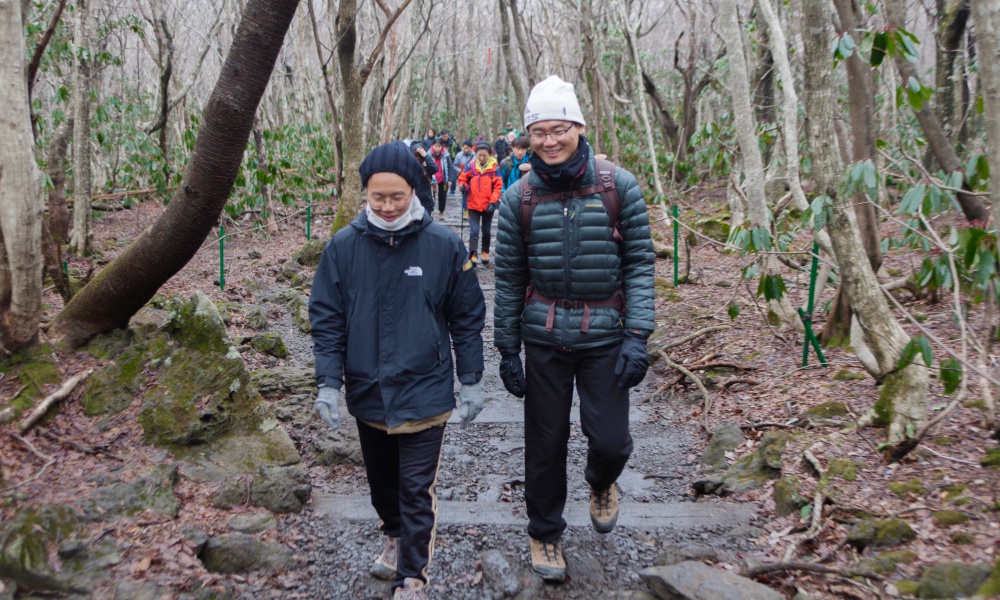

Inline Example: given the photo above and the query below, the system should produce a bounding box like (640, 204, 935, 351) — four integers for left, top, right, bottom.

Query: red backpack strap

(593, 157, 621, 242)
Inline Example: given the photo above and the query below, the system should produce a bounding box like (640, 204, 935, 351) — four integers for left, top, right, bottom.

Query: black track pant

(523, 341, 633, 543)
(356, 421, 446, 589)
(467, 209, 495, 255)
(434, 182, 448, 214)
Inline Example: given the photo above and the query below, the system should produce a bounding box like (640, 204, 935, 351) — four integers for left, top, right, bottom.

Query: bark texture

(499, 0, 526, 113)
(68, 0, 92, 255)
(802, 0, 928, 442)
(48, 0, 301, 347)
(0, 0, 45, 355)
(973, 0, 1000, 229)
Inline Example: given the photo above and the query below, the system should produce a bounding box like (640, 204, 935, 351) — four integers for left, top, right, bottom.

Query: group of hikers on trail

(308, 75, 656, 600)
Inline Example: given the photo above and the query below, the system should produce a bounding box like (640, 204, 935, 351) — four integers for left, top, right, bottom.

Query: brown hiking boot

(469, 251, 478, 266)
(392, 578, 428, 600)
(480, 251, 490, 264)
(529, 538, 566, 582)
(590, 483, 619, 534)
(370, 536, 398, 580)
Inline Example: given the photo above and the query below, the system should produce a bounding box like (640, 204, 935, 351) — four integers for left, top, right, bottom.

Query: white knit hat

(523, 75, 586, 130)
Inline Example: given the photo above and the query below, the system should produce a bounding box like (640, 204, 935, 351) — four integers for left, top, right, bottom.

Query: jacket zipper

(562, 201, 571, 347)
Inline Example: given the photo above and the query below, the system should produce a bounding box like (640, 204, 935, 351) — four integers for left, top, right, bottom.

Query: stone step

(311, 493, 754, 530)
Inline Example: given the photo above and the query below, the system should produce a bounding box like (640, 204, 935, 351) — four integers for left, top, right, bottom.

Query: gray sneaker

(393, 577, 428, 599)
(370, 536, 398, 580)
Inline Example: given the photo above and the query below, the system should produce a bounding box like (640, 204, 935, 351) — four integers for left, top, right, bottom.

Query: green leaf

(800, 504, 813, 520)
(728, 303, 740, 321)
(907, 76, 921, 93)
(862, 159, 877, 190)
(905, 422, 916, 438)
(918, 334, 933, 367)
(898, 337, 919, 369)
(940, 357, 962, 395)
(757, 273, 787, 302)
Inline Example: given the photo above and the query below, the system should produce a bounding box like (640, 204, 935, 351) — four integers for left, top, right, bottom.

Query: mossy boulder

(693, 432, 788, 496)
(199, 533, 293, 574)
(252, 367, 315, 398)
(700, 423, 744, 469)
(931, 511, 968, 527)
(228, 513, 277, 534)
(82, 329, 134, 360)
(0, 505, 93, 594)
(827, 458, 857, 481)
(294, 239, 325, 267)
(0, 344, 62, 422)
(294, 303, 312, 333)
(950, 532, 975, 545)
(80, 344, 148, 416)
(804, 401, 849, 420)
(847, 518, 915, 549)
(653, 277, 680, 302)
(266, 289, 301, 306)
(276, 260, 301, 282)
(246, 306, 269, 331)
(916, 562, 991, 598)
(250, 333, 288, 359)
(833, 369, 865, 381)
(874, 550, 918, 574)
(251, 465, 311, 513)
(979, 560, 1000, 597)
(290, 270, 313, 289)
(982, 447, 1000, 468)
(84, 464, 180, 520)
(773, 477, 805, 517)
(695, 218, 730, 243)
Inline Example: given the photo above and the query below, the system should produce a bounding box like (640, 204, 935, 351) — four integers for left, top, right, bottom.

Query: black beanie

(359, 141, 425, 191)
(475, 141, 491, 153)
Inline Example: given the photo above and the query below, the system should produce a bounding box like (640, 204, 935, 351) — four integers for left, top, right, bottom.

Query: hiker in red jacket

(458, 142, 502, 266)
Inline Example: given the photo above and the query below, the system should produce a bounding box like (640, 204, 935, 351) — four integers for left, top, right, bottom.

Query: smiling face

(527, 120, 583, 165)
(366, 172, 412, 223)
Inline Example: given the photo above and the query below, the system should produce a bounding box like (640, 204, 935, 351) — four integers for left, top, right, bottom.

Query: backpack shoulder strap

(593, 157, 622, 242)
(520, 182, 537, 243)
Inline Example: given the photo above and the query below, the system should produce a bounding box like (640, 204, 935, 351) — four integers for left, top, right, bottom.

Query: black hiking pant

(356, 420, 446, 589)
(433, 182, 448, 214)
(523, 341, 633, 543)
(467, 208, 495, 255)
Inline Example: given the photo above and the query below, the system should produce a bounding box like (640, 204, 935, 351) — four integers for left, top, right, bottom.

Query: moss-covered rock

(848, 518, 915, 549)
(804, 401, 849, 420)
(773, 477, 805, 517)
(251, 465, 311, 513)
(82, 329, 133, 360)
(0, 345, 62, 422)
(979, 560, 1000, 597)
(916, 562, 991, 598)
(693, 432, 788, 496)
(827, 459, 857, 481)
(250, 333, 288, 359)
(875, 550, 918, 574)
(695, 218, 730, 243)
(294, 239, 325, 267)
(85, 464, 180, 520)
(949, 532, 975, 545)
(888, 478, 926, 499)
(700, 423, 743, 469)
(199, 533, 294, 574)
(246, 306, 269, 331)
(290, 270, 313, 289)
(931, 510, 969, 527)
(163, 292, 232, 355)
(982, 447, 1000, 468)
(0, 505, 88, 593)
(80, 344, 148, 416)
(846, 519, 877, 549)
(833, 369, 865, 381)
(294, 303, 312, 333)
(252, 367, 314, 398)
(228, 513, 277, 534)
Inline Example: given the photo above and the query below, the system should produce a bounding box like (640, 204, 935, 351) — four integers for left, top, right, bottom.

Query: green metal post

(219, 225, 225, 290)
(672, 204, 679, 286)
(306, 196, 312, 240)
(800, 241, 827, 366)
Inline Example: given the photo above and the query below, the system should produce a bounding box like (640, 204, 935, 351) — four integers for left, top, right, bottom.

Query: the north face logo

(405, 266, 423, 276)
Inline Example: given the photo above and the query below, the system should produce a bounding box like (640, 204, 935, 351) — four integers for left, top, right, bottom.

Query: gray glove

(316, 385, 341, 430)
(458, 381, 484, 426)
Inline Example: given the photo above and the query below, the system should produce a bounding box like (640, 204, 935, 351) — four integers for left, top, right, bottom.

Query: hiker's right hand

(499, 349, 527, 398)
(316, 385, 341, 430)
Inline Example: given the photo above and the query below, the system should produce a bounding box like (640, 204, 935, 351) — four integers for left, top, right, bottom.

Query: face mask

(365, 192, 424, 232)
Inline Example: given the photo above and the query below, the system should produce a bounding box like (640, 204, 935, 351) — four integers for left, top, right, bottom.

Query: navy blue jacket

(310, 210, 485, 429)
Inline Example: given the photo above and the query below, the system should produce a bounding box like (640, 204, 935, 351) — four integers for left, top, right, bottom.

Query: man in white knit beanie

(494, 75, 656, 583)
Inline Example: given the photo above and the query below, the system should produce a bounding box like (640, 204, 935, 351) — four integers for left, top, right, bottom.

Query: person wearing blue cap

(309, 140, 486, 599)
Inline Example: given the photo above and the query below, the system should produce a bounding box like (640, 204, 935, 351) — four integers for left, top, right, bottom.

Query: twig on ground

(782, 446, 828, 562)
(722, 378, 760, 391)
(643, 473, 682, 480)
(740, 419, 799, 430)
(17, 369, 92, 434)
(742, 560, 880, 581)
(656, 326, 731, 352)
(0, 434, 57, 495)
(916, 444, 980, 466)
(657, 350, 712, 434)
(43, 431, 124, 462)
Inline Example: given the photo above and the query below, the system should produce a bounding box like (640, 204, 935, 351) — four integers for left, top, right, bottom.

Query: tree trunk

(48, 0, 301, 347)
(252, 120, 278, 235)
(752, 13, 776, 166)
(641, 70, 680, 148)
(936, 0, 970, 144)
(47, 117, 74, 241)
(803, 0, 928, 442)
(68, 0, 92, 256)
(508, 0, 536, 87)
(719, 0, 796, 323)
(885, 0, 988, 222)
(973, 1, 1000, 228)
(305, 0, 342, 199)
(498, 0, 526, 113)
(0, 0, 45, 356)
(331, 0, 364, 233)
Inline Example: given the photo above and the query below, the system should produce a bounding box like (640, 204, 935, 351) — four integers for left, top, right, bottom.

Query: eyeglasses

(528, 126, 573, 142)
(367, 193, 411, 208)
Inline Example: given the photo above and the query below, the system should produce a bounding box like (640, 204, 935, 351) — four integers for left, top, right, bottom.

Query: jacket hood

(473, 156, 499, 173)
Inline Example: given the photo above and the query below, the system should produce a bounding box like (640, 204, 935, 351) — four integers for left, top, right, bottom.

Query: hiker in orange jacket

(458, 141, 502, 266)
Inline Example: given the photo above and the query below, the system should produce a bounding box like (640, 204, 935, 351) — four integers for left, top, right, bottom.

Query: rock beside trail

(294, 238, 325, 267)
(846, 518, 916, 549)
(252, 366, 315, 397)
(915, 562, 991, 598)
(699, 423, 743, 469)
(251, 465, 311, 513)
(199, 533, 294, 574)
(655, 543, 719, 566)
(246, 306, 269, 330)
(250, 332, 289, 358)
(312, 428, 365, 466)
(479, 550, 523, 598)
(692, 432, 788, 496)
(639, 561, 783, 600)
(79, 344, 147, 415)
(228, 513, 278, 534)
(85, 464, 180, 520)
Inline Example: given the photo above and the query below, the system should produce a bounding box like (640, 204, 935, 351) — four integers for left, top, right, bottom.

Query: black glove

(499, 348, 527, 398)
(614, 331, 650, 389)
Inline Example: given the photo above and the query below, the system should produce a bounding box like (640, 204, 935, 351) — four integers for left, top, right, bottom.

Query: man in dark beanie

(494, 76, 655, 582)
(310, 140, 486, 599)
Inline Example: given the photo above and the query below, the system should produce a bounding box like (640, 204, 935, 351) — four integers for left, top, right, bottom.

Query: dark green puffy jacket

(493, 150, 656, 351)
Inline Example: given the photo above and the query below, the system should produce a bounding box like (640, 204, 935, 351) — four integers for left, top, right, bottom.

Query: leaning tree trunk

(48, 0, 301, 347)
(885, 0, 988, 223)
(68, 0, 92, 256)
(498, 0, 526, 113)
(719, 0, 796, 324)
(936, 0, 970, 145)
(0, 0, 45, 356)
(803, 0, 928, 442)
(971, 0, 1000, 427)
